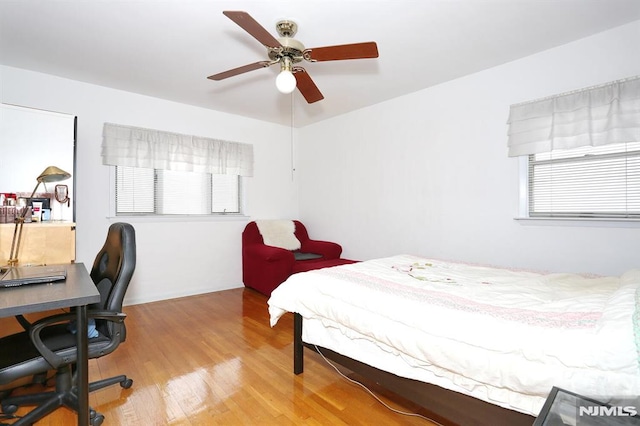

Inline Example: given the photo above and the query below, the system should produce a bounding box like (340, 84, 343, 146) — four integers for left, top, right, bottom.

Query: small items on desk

(0, 193, 17, 224)
(22, 206, 33, 223)
(31, 201, 43, 222)
(0, 206, 17, 224)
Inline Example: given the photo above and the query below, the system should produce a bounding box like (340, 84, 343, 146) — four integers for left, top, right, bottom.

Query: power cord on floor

(313, 345, 445, 426)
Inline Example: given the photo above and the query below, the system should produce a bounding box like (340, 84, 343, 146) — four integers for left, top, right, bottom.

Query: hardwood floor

(1, 288, 437, 425)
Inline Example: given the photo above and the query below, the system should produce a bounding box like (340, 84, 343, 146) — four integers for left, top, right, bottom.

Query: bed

(268, 254, 640, 425)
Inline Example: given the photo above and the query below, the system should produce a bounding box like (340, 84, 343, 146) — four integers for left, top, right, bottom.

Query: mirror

(55, 184, 70, 207)
(0, 104, 76, 222)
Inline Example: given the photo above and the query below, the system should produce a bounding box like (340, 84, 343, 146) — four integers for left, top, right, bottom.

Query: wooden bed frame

(293, 313, 536, 426)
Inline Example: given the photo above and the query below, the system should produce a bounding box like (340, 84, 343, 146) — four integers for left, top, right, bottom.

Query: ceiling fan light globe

(276, 70, 296, 94)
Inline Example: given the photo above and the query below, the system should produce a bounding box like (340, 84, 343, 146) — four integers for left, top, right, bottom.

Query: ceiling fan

(207, 11, 379, 103)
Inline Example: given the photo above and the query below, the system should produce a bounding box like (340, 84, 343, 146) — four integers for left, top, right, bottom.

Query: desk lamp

(6, 166, 71, 267)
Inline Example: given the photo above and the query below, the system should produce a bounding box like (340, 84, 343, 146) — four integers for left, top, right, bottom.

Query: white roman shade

(507, 75, 640, 157)
(102, 123, 254, 176)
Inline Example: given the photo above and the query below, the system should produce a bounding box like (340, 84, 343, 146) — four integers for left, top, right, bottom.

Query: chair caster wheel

(1, 404, 17, 415)
(120, 378, 133, 389)
(90, 412, 105, 426)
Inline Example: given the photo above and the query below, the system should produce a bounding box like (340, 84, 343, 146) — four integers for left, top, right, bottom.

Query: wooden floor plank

(0, 288, 436, 425)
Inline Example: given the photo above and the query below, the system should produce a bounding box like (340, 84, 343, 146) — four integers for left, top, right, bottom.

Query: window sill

(106, 214, 251, 224)
(514, 217, 640, 228)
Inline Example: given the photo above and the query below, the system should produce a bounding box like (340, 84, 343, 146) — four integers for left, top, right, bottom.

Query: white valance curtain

(101, 123, 254, 176)
(507, 75, 640, 157)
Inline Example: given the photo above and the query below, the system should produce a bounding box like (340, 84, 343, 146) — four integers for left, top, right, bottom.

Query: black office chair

(0, 222, 136, 426)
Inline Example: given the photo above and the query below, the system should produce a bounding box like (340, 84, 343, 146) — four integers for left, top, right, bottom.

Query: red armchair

(242, 220, 357, 296)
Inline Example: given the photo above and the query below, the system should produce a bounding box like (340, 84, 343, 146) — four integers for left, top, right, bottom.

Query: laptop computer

(0, 265, 67, 288)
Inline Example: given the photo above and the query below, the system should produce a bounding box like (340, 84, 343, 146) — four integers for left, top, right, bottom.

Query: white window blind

(157, 170, 211, 215)
(115, 167, 154, 214)
(529, 142, 640, 218)
(211, 174, 239, 213)
(115, 166, 240, 215)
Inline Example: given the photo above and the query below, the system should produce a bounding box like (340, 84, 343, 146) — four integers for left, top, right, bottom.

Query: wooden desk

(0, 222, 76, 265)
(0, 263, 99, 426)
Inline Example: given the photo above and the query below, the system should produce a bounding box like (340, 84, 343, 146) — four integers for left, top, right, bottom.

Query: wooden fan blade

(293, 68, 324, 104)
(207, 61, 272, 81)
(306, 41, 378, 62)
(223, 11, 282, 48)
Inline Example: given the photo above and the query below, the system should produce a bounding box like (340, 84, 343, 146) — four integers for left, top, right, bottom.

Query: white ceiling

(1, 1, 639, 127)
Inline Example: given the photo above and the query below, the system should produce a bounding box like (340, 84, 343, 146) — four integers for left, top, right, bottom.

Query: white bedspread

(268, 254, 640, 416)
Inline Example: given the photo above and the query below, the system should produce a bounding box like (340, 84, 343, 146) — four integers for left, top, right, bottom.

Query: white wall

(0, 66, 299, 304)
(298, 20, 640, 276)
(1, 19, 638, 304)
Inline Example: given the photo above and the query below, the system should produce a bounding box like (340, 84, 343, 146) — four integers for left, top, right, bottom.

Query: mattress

(268, 254, 640, 416)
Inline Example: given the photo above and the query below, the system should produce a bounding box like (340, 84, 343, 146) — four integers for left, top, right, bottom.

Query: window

(115, 166, 241, 216)
(528, 142, 640, 218)
(102, 123, 253, 217)
(507, 76, 640, 220)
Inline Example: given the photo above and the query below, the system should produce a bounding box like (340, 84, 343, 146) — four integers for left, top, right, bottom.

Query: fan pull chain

(291, 92, 296, 181)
